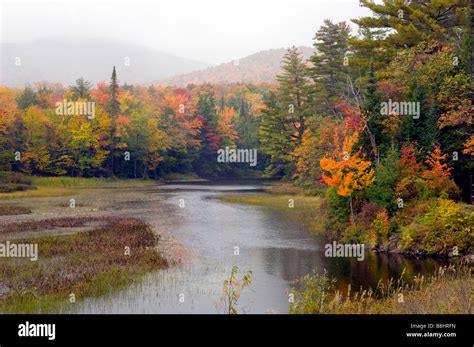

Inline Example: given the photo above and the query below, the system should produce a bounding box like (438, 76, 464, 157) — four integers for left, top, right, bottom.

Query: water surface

(71, 183, 443, 314)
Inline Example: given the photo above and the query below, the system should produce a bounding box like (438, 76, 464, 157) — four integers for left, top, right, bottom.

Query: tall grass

(0, 218, 167, 313)
(290, 264, 472, 314)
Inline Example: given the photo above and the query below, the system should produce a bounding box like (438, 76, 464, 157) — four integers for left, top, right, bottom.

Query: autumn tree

(193, 86, 222, 177)
(20, 106, 52, 174)
(217, 106, 238, 145)
(422, 146, 459, 198)
(0, 87, 18, 170)
(396, 143, 424, 201)
(293, 118, 342, 185)
(320, 129, 375, 223)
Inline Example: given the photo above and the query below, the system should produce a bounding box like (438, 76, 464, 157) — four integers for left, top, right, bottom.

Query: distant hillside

(0, 38, 210, 87)
(156, 47, 313, 86)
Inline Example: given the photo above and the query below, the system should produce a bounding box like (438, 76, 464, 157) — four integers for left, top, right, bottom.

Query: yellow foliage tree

(218, 106, 239, 143)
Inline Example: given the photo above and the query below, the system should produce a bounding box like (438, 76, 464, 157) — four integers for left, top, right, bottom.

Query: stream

(70, 182, 444, 314)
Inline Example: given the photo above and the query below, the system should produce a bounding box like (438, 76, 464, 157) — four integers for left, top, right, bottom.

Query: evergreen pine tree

(308, 20, 351, 117)
(107, 66, 120, 175)
(259, 47, 312, 177)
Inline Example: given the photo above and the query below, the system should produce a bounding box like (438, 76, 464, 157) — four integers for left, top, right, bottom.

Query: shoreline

(220, 184, 474, 262)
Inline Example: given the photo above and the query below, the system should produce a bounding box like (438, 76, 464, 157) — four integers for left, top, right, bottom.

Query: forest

(0, 0, 473, 258)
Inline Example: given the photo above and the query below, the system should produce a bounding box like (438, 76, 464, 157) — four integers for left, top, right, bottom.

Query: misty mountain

(0, 38, 210, 87)
(156, 46, 313, 86)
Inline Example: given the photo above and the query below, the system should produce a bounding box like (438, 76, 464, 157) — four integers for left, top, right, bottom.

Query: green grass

(221, 193, 326, 233)
(31, 176, 155, 188)
(0, 218, 167, 313)
(0, 186, 76, 200)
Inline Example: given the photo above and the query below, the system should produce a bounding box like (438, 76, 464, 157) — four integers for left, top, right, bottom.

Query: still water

(71, 183, 443, 314)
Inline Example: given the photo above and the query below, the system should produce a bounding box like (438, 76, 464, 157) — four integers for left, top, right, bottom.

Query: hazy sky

(1, 0, 370, 64)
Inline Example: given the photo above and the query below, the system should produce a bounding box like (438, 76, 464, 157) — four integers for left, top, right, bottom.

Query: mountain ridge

(155, 46, 314, 86)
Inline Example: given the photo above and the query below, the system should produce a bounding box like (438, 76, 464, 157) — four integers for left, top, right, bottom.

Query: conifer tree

(308, 20, 352, 117)
(107, 66, 120, 175)
(259, 47, 311, 176)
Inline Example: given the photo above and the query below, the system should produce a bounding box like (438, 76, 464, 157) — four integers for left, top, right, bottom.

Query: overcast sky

(0, 0, 370, 64)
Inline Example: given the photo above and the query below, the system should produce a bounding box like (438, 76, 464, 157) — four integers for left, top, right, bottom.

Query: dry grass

(0, 216, 107, 234)
(0, 205, 32, 216)
(291, 265, 472, 314)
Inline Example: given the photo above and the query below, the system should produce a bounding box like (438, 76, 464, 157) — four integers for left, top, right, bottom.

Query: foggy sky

(0, 0, 370, 64)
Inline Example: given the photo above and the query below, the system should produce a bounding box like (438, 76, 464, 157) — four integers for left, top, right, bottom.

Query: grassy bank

(31, 176, 156, 188)
(290, 265, 472, 314)
(0, 186, 77, 200)
(221, 185, 326, 233)
(0, 218, 167, 313)
(0, 176, 157, 200)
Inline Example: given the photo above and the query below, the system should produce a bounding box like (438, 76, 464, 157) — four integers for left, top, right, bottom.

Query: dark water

(71, 183, 444, 314)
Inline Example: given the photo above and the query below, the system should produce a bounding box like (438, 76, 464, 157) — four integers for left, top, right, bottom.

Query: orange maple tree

(320, 129, 375, 223)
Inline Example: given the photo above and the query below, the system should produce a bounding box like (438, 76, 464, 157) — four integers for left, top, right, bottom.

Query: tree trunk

(349, 195, 355, 226)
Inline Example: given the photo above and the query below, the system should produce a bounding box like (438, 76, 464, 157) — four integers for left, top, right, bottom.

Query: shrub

(357, 202, 383, 230)
(371, 209, 390, 250)
(0, 183, 34, 193)
(365, 148, 400, 211)
(0, 172, 32, 185)
(289, 270, 335, 314)
(0, 172, 34, 192)
(343, 224, 368, 244)
(401, 199, 474, 255)
(324, 187, 350, 239)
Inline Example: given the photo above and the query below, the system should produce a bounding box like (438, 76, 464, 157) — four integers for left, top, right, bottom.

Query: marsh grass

(0, 218, 167, 313)
(0, 205, 32, 216)
(0, 187, 76, 200)
(0, 216, 107, 234)
(221, 193, 326, 233)
(0, 177, 154, 200)
(290, 264, 472, 314)
(31, 176, 154, 188)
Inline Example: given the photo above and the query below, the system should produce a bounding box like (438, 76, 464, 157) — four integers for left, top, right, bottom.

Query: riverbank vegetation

(290, 264, 472, 314)
(0, 218, 167, 313)
(222, 192, 326, 233)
